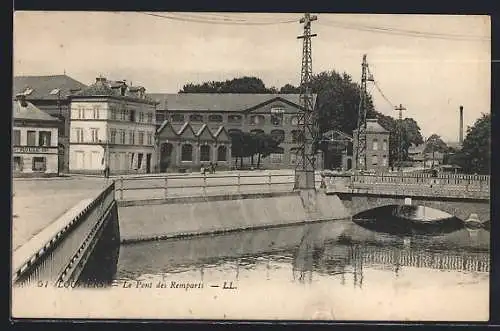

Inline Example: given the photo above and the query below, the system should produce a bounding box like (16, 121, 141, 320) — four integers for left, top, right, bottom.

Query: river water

(113, 207, 490, 321)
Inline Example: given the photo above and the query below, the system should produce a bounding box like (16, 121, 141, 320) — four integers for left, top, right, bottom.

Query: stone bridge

(324, 172, 490, 222)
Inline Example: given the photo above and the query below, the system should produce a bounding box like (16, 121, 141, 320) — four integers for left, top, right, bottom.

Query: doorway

(146, 153, 151, 173)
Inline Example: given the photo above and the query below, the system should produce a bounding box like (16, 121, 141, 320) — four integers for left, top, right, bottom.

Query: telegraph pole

(354, 55, 371, 171)
(294, 13, 318, 191)
(395, 103, 406, 171)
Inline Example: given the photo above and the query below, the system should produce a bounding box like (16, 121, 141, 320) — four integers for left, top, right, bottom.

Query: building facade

(69, 77, 157, 175)
(352, 118, 390, 172)
(156, 121, 232, 172)
(150, 93, 323, 170)
(13, 75, 88, 174)
(13, 95, 60, 177)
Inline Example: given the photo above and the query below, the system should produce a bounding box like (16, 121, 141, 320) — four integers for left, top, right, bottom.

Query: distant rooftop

(148, 93, 317, 112)
(353, 118, 390, 134)
(73, 77, 155, 103)
(13, 96, 59, 122)
(13, 74, 87, 100)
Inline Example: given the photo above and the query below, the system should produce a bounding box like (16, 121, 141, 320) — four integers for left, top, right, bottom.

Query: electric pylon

(294, 13, 318, 191)
(395, 103, 406, 170)
(354, 54, 370, 171)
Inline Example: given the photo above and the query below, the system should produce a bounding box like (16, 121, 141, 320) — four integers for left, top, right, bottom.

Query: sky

(13, 12, 491, 142)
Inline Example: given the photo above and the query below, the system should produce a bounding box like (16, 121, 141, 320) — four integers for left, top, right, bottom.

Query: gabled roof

(213, 126, 230, 141)
(197, 124, 215, 140)
(148, 93, 317, 112)
(156, 121, 231, 142)
(156, 120, 178, 137)
(354, 118, 390, 134)
(13, 99, 60, 122)
(177, 122, 197, 138)
(73, 77, 157, 104)
(13, 75, 87, 100)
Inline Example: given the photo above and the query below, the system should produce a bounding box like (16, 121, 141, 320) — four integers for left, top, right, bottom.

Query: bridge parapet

(324, 173, 490, 200)
(12, 182, 116, 287)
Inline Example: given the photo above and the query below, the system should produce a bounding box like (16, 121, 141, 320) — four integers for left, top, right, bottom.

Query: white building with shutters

(69, 77, 157, 175)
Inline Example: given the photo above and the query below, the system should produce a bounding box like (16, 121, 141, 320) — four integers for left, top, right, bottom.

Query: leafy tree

(279, 84, 300, 94)
(228, 130, 282, 169)
(456, 113, 490, 174)
(424, 134, 448, 167)
(180, 76, 274, 94)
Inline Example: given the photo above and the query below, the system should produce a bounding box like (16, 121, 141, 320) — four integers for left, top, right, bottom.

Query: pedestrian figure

(213, 162, 218, 174)
(104, 165, 110, 178)
(209, 162, 214, 174)
(201, 164, 206, 175)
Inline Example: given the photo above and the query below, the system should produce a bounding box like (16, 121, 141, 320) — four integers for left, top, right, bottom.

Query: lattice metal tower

(294, 13, 318, 190)
(354, 54, 370, 171)
(395, 103, 406, 170)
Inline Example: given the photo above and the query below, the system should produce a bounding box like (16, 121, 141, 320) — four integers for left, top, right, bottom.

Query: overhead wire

(141, 12, 298, 25)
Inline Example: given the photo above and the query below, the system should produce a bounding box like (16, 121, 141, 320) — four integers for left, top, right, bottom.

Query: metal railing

(324, 173, 490, 199)
(115, 172, 324, 201)
(12, 182, 116, 287)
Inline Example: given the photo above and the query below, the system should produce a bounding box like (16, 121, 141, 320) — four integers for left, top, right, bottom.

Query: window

(138, 153, 143, 169)
(121, 109, 127, 120)
(270, 153, 283, 164)
(372, 155, 378, 166)
(139, 112, 145, 123)
(129, 131, 135, 145)
(181, 144, 193, 161)
(27, 130, 36, 146)
(78, 107, 85, 119)
(372, 139, 378, 151)
(129, 110, 136, 122)
(270, 129, 285, 143)
(382, 155, 388, 166)
(13, 130, 20, 145)
(171, 114, 184, 123)
(90, 128, 99, 143)
(250, 115, 265, 125)
(74, 128, 84, 143)
(110, 129, 117, 144)
(228, 115, 242, 123)
(383, 139, 388, 151)
(208, 114, 223, 123)
(32, 157, 46, 172)
(92, 106, 100, 119)
(147, 113, 153, 123)
(217, 146, 227, 161)
(291, 130, 304, 143)
(13, 156, 23, 172)
(38, 131, 51, 147)
(111, 107, 117, 120)
(189, 114, 203, 122)
(200, 145, 211, 162)
(138, 131, 144, 145)
(270, 107, 284, 126)
(147, 133, 152, 145)
(291, 116, 299, 126)
(119, 130, 126, 144)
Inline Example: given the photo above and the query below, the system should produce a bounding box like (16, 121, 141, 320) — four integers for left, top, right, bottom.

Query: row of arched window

(168, 113, 302, 126)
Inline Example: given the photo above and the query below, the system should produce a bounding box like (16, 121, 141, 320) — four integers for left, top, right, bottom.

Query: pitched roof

(74, 77, 156, 103)
(13, 75, 87, 100)
(156, 121, 231, 141)
(366, 118, 389, 133)
(13, 99, 60, 122)
(148, 93, 316, 112)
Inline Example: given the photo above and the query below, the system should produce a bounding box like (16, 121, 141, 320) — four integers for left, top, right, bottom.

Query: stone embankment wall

(117, 192, 350, 243)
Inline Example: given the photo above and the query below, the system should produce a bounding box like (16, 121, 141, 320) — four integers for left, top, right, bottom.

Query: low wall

(117, 191, 350, 243)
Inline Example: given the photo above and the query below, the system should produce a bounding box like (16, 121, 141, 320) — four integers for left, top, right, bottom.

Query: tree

(424, 134, 448, 167)
(457, 113, 490, 174)
(179, 76, 274, 94)
(279, 84, 300, 94)
(228, 130, 282, 169)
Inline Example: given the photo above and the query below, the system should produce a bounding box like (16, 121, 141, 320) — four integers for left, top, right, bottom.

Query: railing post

(164, 176, 168, 198)
(268, 173, 272, 190)
(237, 172, 241, 193)
(203, 172, 207, 195)
(119, 177, 124, 200)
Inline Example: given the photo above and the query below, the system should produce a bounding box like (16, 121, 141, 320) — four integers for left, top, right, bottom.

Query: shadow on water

(352, 204, 467, 237)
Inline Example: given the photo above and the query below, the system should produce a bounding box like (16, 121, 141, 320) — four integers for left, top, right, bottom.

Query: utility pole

(294, 13, 318, 191)
(395, 103, 406, 171)
(354, 54, 372, 172)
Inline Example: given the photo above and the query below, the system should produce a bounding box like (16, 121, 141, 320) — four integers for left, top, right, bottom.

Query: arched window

(161, 143, 173, 157)
(217, 145, 227, 161)
(171, 114, 184, 123)
(250, 115, 265, 125)
(270, 129, 285, 143)
(271, 107, 284, 126)
(189, 114, 203, 122)
(208, 114, 223, 123)
(228, 115, 242, 123)
(200, 145, 211, 162)
(181, 144, 193, 161)
(383, 139, 388, 151)
(290, 116, 299, 126)
(372, 139, 379, 151)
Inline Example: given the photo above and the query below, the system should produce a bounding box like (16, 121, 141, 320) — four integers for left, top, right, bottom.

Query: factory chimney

(459, 105, 464, 145)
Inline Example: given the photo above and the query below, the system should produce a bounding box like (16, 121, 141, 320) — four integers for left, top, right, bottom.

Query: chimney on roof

(459, 105, 464, 145)
(16, 93, 28, 107)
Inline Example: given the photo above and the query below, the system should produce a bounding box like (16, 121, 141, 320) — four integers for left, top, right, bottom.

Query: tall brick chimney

(459, 105, 464, 145)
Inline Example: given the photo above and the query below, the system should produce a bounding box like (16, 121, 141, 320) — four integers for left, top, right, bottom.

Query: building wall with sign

(13, 99, 60, 177)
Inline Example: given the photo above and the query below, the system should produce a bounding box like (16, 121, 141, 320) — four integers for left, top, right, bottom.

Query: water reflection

(353, 205, 465, 236)
(116, 218, 490, 286)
